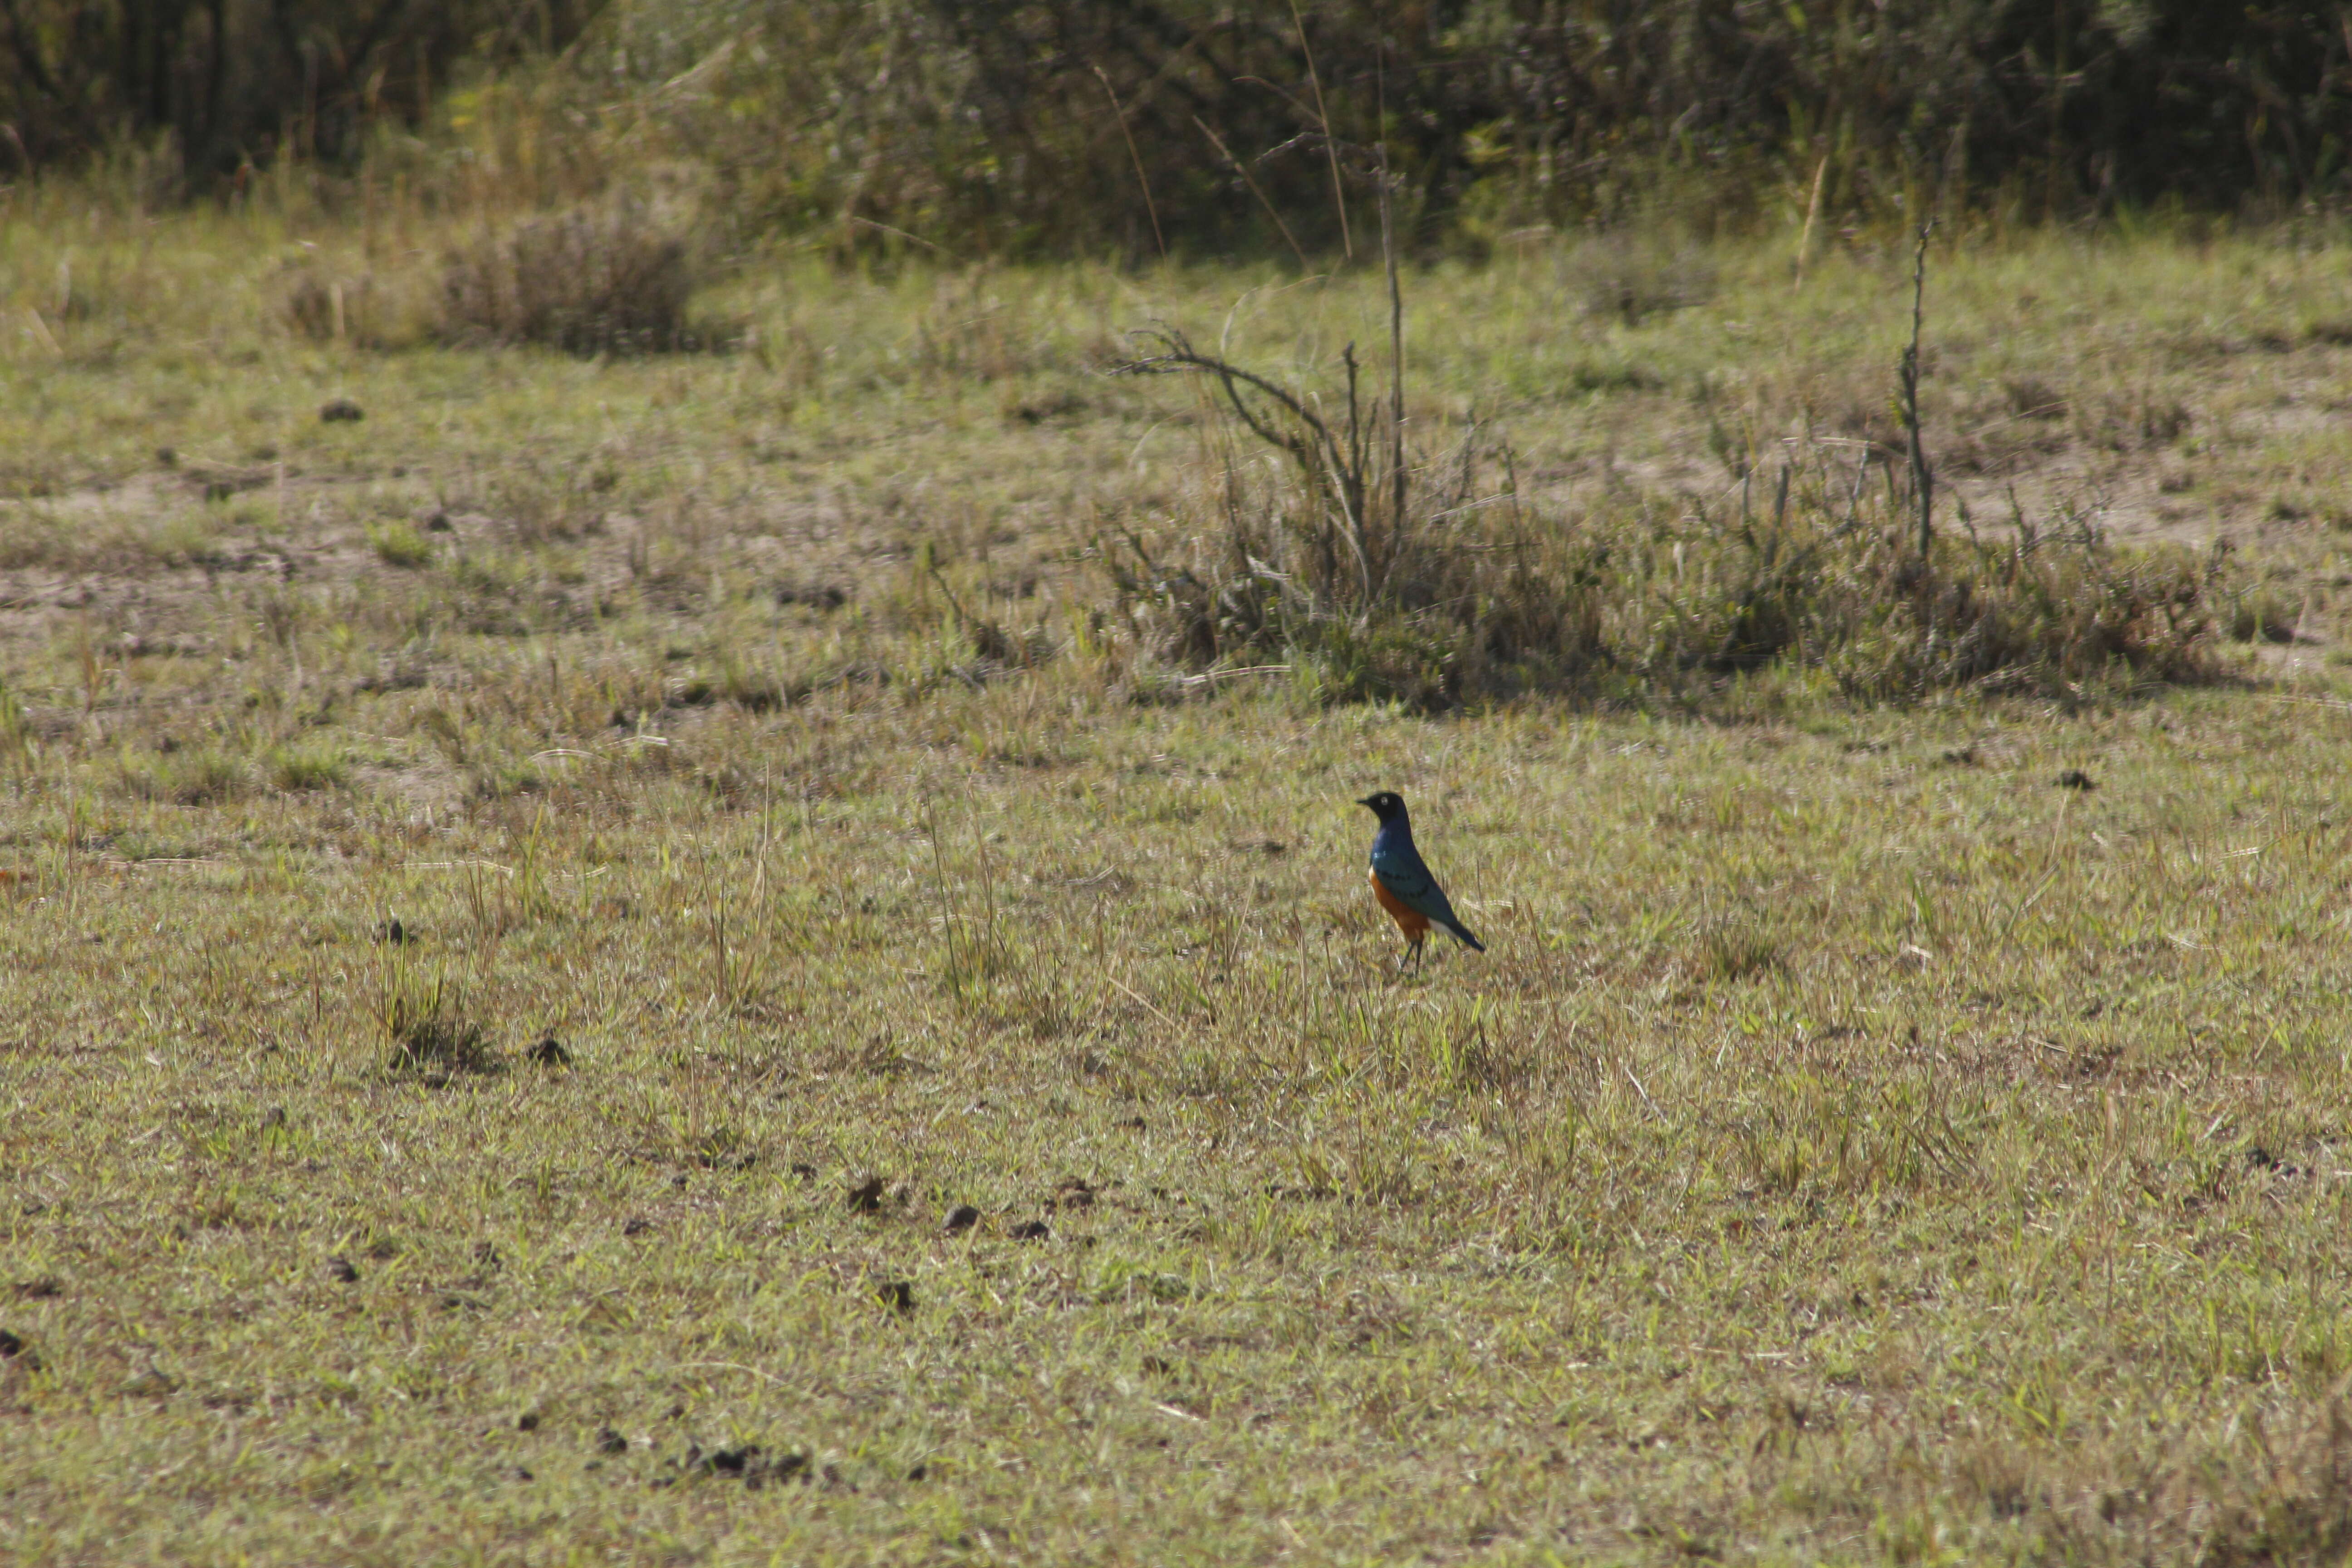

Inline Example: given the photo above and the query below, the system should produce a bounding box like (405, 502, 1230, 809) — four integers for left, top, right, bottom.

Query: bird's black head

(1356, 791, 1408, 823)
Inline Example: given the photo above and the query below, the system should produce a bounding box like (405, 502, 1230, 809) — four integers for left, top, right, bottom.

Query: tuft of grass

(2002, 375, 2069, 421)
(142, 512, 231, 569)
(1821, 521, 2224, 700)
(2224, 578, 2302, 644)
(378, 966, 500, 1078)
(278, 266, 376, 346)
(121, 745, 249, 806)
(481, 460, 611, 546)
(272, 251, 437, 350)
(469, 756, 547, 799)
(707, 654, 804, 714)
(1697, 920, 1786, 982)
(0, 678, 30, 764)
(266, 740, 349, 793)
(366, 520, 436, 569)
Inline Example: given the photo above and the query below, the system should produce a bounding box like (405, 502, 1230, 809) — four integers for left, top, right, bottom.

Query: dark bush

(437, 197, 700, 355)
(9, 3, 2347, 249)
(0, 0, 596, 184)
(578, 0, 2352, 260)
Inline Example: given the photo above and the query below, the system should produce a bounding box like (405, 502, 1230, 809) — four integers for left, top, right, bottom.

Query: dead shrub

(1821, 516, 2226, 701)
(1103, 241, 2226, 711)
(438, 195, 705, 356)
(1106, 328, 1607, 709)
(274, 260, 436, 348)
(1564, 230, 1716, 325)
(1104, 421, 2227, 710)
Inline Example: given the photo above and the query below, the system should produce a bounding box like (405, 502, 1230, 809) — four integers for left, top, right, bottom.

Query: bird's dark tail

(1444, 919, 1485, 953)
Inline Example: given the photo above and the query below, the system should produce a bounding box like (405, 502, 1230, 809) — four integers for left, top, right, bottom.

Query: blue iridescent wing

(1370, 841, 1450, 921)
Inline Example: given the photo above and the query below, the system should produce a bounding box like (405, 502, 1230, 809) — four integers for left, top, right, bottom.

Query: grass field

(11, 195, 2352, 1563)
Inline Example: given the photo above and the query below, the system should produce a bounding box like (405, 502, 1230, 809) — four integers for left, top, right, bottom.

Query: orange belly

(1369, 867, 1431, 940)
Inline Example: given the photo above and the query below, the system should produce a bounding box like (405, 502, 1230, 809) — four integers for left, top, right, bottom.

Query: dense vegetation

(5, 1, 2347, 251)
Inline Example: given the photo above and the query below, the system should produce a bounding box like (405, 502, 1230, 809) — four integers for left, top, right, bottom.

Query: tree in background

(0, 0, 594, 184)
(4, 0, 2347, 247)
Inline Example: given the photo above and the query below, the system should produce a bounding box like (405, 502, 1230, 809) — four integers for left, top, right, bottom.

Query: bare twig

(1898, 220, 1937, 559)
(1177, 664, 1292, 686)
(845, 215, 958, 260)
(924, 801, 960, 994)
(1111, 328, 1374, 602)
(1377, 145, 1406, 535)
(1114, 330, 1333, 469)
(1194, 117, 1309, 270)
(1288, 0, 1352, 259)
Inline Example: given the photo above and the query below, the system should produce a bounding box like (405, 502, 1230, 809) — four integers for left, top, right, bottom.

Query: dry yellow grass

(8, 190, 2352, 1563)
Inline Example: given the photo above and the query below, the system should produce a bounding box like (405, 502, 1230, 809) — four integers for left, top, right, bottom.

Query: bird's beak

(1355, 795, 1378, 808)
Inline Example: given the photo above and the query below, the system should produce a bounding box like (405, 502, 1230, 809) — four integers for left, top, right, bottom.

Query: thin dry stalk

(1377, 145, 1406, 535)
(1793, 151, 1829, 289)
(1095, 65, 1166, 262)
(1288, 0, 1352, 260)
(1899, 220, 1937, 558)
(1194, 117, 1309, 270)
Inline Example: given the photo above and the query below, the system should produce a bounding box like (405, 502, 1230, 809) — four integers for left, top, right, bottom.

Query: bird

(1356, 791, 1484, 969)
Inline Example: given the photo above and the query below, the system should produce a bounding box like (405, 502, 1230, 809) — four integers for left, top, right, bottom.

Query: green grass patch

(118, 744, 249, 806)
(266, 738, 350, 792)
(366, 519, 437, 568)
